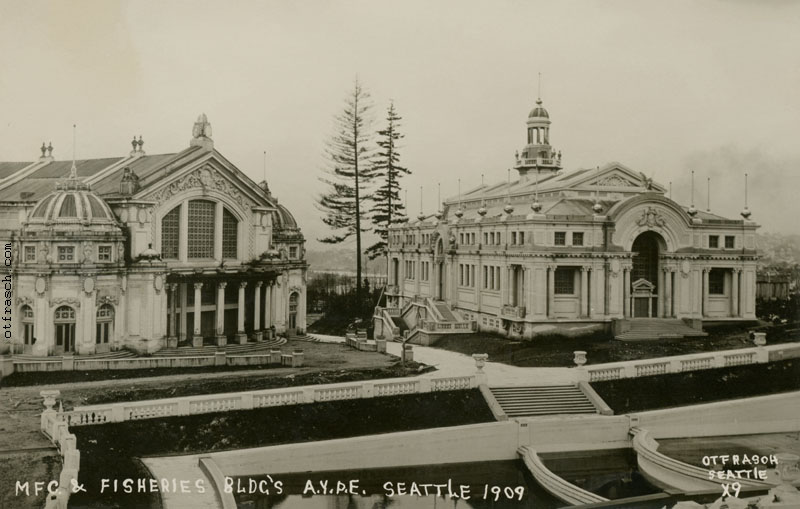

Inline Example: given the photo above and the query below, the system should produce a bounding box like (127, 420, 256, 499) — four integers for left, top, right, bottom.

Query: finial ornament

(741, 172, 752, 219)
(504, 169, 514, 214)
(131, 136, 137, 151)
(41, 142, 47, 157)
(688, 169, 697, 217)
(706, 177, 711, 212)
(47, 142, 53, 157)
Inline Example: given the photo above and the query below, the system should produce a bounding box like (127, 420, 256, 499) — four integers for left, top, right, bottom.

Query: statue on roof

(192, 113, 212, 139)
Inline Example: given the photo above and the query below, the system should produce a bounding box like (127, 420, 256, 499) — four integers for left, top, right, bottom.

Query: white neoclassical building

(385, 99, 759, 340)
(0, 115, 307, 356)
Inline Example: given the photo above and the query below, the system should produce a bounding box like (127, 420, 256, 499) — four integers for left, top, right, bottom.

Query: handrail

(630, 428, 771, 491)
(518, 446, 608, 505)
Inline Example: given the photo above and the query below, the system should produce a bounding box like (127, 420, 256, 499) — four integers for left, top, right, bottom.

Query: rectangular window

(519, 232, 525, 245)
(709, 268, 725, 295)
(24, 246, 36, 262)
(554, 232, 566, 246)
(470, 233, 475, 244)
(725, 236, 735, 249)
(511, 232, 517, 245)
(57, 246, 75, 262)
(459, 233, 464, 244)
(459, 264, 464, 286)
(289, 246, 298, 259)
(484, 232, 489, 245)
(495, 232, 501, 245)
(709, 235, 719, 248)
(554, 267, 576, 294)
(483, 266, 488, 288)
(471, 265, 475, 287)
(572, 232, 584, 246)
(97, 245, 112, 262)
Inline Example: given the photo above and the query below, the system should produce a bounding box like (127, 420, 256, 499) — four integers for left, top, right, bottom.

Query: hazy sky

(1, 0, 799, 250)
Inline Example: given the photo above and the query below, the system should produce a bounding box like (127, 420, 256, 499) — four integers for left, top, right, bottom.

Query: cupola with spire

(514, 86, 562, 181)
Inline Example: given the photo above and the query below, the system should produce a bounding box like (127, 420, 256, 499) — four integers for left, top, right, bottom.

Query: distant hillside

(757, 233, 800, 267)
(305, 249, 387, 275)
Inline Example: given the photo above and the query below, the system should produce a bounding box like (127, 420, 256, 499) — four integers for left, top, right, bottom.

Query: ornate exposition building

(1, 115, 307, 356)
(384, 99, 759, 340)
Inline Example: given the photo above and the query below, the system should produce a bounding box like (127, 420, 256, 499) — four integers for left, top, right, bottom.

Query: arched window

(54, 306, 76, 353)
(96, 304, 114, 345)
(21, 305, 34, 346)
(161, 206, 180, 260)
(222, 208, 238, 258)
(188, 200, 215, 259)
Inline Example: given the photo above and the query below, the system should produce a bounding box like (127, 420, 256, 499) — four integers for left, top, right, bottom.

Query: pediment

(566, 162, 666, 193)
(632, 278, 656, 292)
(138, 152, 272, 211)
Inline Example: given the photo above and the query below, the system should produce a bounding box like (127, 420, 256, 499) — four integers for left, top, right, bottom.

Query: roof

(0, 162, 32, 179)
(0, 157, 123, 202)
(528, 99, 549, 119)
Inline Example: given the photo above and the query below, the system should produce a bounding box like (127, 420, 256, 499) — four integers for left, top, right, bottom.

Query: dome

(274, 203, 298, 228)
(528, 98, 549, 119)
(27, 177, 117, 226)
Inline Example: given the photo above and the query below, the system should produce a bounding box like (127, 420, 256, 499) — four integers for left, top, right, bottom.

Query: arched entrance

(54, 306, 76, 354)
(631, 231, 664, 318)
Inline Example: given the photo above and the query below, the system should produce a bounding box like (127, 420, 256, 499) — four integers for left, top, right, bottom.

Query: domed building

(1, 115, 307, 356)
(383, 97, 759, 341)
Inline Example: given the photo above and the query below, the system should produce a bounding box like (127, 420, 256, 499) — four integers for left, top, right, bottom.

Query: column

(179, 201, 188, 263)
(547, 264, 556, 318)
(657, 269, 665, 318)
(664, 268, 673, 318)
(264, 280, 273, 333)
(623, 268, 631, 318)
(179, 283, 187, 342)
(702, 268, 710, 318)
(253, 282, 263, 341)
(236, 281, 248, 344)
(580, 266, 589, 318)
(215, 282, 227, 346)
(192, 282, 203, 347)
(167, 284, 178, 347)
(732, 268, 740, 317)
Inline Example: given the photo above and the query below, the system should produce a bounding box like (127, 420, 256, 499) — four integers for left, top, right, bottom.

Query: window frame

(572, 232, 584, 246)
(554, 231, 566, 246)
(724, 236, 735, 249)
(97, 245, 113, 262)
(57, 245, 75, 262)
(554, 267, 576, 295)
(708, 268, 725, 295)
(709, 235, 719, 249)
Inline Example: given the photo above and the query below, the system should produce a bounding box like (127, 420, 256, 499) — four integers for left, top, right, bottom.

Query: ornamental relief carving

(50, 297, 81, 308)
(635, 206, 667, 228)
(16, 297, 33, 307)
(149, 166, 252, 211)
(98, 295, 119, 306)
(595, 175, 637, 187)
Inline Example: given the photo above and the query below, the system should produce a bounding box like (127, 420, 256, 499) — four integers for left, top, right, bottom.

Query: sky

(1, 0, 799, 250)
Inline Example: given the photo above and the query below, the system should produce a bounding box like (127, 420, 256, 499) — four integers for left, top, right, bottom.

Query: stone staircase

(12, 350, 137, 361)
(614, 318, 708, 341)
(433, 301, 458, 321)
(151, 337, 287, 357)
(489, 385, 599, 417)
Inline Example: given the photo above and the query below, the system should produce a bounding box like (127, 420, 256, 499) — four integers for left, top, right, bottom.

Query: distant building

(0, 115, 307, 356)
(385, 98, 759, 339)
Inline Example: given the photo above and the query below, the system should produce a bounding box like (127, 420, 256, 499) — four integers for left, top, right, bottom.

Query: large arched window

(54, 306, 76, 353)
(222, 208, 238, 258)
(161, 206, 180, 260)
(96, 304, 114, 345)
(188, 200, 215, 259)
(21, 305, 34, 346)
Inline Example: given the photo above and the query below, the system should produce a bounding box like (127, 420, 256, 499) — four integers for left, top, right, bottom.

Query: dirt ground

(0, 341, 411, 509)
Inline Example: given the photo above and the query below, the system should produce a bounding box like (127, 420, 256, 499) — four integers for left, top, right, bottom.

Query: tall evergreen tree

(366, 102, 410, 261)
(317, 79, 375, 305)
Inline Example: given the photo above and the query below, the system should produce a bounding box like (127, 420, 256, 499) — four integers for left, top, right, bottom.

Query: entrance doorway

(631, 231, 663, 318)
(54, 306, 76, 354)
(288, 292, 299, 333)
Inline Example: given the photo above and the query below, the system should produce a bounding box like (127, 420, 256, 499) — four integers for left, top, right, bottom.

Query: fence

(581, 342, 800, 383)
(55, 373, 479, 428)
(2, 348, 302, 376)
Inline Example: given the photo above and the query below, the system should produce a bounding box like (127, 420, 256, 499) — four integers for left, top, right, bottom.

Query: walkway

(307, 332, 578, 386)
(143, 456, 218, 509)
